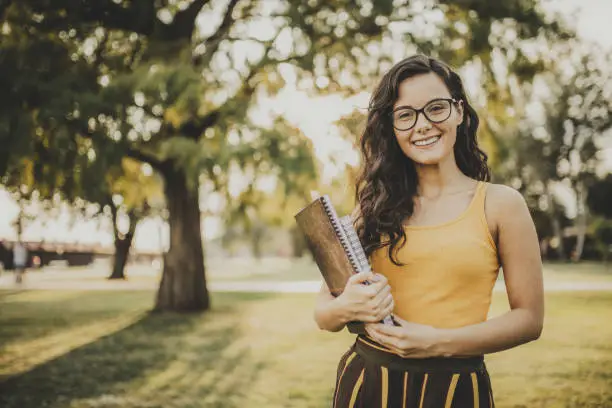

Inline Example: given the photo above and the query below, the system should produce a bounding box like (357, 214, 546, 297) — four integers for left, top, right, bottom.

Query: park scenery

(1, 1, 612, 407)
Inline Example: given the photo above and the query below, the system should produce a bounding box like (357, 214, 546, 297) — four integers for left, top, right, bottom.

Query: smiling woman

(313, 55, 544, 408)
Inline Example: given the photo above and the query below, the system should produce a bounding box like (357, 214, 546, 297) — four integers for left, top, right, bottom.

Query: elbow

(527, 314, 543, 342)
(314, 315, 330, 332)
(313, 310, 332, 332)
(531, 321, 543, 341)
(313, 310, 325, 331)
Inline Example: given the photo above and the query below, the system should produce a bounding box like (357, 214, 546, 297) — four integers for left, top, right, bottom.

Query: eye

(396, 110, 415, 120)
(427, 103, 445, 112)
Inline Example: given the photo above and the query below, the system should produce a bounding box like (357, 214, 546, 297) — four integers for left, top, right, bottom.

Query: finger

(371, 322, 403, 338)
(367, 289, 392, 318)
(378, 292, 393, 310)
(361, 313, 385, 323)
(371, 284, 391, 305)
(377, 300, 395, 321)
(364, 325, 392, 346)
(368, 327, 402, 350)
(364, 324, 376, 338)
(372, 296, 393, 321)
(371, 275, 389, 291)
(370, 273, 388, 285)
(357, 284, 378, 299)
(390, 314, 408, 326)
(348, 271, 375, 285)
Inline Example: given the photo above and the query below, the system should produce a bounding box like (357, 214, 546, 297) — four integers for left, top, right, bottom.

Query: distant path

(1, 275, 612, 293)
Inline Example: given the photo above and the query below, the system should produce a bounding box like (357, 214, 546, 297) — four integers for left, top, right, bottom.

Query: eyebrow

(392, 97, 452, 113)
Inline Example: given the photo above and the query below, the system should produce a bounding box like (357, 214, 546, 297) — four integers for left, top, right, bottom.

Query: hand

(365, 315, 441, 358)
(337, 271, 394, 323)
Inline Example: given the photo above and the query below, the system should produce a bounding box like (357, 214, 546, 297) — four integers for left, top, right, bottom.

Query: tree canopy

(0, 0, 580, 311)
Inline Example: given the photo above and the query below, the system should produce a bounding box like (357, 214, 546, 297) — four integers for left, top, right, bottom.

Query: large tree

(0, 18, 160, 279)
(1, 0, 569, 311)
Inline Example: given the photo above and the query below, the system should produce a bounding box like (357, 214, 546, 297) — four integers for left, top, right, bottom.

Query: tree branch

(30, 1, 156, 36)
(0, 0, 12, 20)
(126, 147, 166, 171)
(177, 110, 220, 140)
(74, 118, 167, 172)
(195, 0, 240, 67)
(167, 0, 211, 40)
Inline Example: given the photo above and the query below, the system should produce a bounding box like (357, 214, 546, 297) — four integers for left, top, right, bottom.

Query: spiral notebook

(294, 194, 395, 334)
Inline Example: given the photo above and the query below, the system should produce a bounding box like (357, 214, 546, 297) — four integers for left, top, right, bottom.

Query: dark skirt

(332, 336, 494, 408)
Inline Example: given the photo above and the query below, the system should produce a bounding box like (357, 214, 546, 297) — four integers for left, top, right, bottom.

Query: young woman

(314, 55, 544, 408)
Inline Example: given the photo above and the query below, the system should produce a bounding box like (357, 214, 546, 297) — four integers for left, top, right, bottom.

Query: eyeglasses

(391, 98, 458, 131)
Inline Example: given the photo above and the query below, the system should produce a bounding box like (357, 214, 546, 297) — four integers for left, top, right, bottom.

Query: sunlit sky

(1, 0, 611, 251)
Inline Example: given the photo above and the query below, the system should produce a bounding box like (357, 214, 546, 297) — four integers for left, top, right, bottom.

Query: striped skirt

(332, 336, 494, 408)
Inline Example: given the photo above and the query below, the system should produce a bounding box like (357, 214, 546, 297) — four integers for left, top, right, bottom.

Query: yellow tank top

(370, 181, 500, 329)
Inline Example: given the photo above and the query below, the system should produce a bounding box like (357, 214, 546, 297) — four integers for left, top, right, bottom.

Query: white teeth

(413, 136, 440, 146)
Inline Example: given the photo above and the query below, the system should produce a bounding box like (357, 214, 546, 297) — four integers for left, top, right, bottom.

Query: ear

(455, 99, 464, 126)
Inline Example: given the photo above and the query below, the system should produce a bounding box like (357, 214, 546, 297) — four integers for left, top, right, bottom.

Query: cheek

(443, 125, 458, 146)
(393, 130, 414, 154)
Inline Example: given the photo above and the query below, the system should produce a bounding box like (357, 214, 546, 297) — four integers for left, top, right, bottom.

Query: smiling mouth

(412, 135, 441, 147)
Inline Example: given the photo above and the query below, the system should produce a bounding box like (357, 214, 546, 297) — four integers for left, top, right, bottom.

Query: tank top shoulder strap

(464, 181, 496, 250)
(471, 181, 487, 212)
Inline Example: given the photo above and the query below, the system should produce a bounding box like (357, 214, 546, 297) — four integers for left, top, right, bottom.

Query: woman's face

(392, 72, 463, 166)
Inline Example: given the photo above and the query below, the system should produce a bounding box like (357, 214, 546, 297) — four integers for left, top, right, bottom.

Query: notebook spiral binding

(339, 216, 371, 274)
(320, 195, 364, 274)
(320, 195, 394, 327)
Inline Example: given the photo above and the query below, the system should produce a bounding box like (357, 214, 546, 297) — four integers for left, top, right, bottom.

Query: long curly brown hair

(355, 55, 490, 266)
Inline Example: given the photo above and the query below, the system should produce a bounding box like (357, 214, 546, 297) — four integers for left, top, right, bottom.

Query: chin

(405, 146, 453, 166)
(412, 156, 446, 166)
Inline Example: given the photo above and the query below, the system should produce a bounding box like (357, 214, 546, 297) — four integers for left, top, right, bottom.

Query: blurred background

(0, 1, 611, 407)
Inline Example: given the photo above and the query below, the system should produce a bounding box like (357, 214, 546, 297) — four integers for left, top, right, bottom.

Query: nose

(414, 111, 432, 133)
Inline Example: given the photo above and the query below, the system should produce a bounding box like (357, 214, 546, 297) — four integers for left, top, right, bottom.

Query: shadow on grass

(0, 290, 154, 346)
(0, 289, 24, 300)
(0, 291, 276, 408)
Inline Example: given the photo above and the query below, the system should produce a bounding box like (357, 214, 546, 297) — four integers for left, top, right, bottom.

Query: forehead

(393, 72, 451, 109)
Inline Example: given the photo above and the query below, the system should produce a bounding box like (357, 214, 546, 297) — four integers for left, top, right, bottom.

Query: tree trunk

(155, 167, 209, 312)
(109, 235, 133, 279)
(108, 211, 138, 280)
(546, 184, 566, 261)
(572, 182, 588, 262)
(251, 222, 265, 260)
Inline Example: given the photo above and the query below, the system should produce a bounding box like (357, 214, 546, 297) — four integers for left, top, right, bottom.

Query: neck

(414, 153, 473, 198)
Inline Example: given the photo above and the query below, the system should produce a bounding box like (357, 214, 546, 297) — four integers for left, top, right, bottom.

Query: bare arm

(366, 185, 544, 357)
(433, 185, 544, 356)
(314, 283, 350, 332)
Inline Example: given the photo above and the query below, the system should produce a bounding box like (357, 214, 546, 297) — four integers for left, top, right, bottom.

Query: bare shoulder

(486, 183, 526, 207)
(485, 183, 531, 225)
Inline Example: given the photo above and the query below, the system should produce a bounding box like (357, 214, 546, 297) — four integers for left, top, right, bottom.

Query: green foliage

(588, 174, 612, 219)
(496, 49, 612, 199)
(589, 217, 612, 261)
(1, 0, 572, 207)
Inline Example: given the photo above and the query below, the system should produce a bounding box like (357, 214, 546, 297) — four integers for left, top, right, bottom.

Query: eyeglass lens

(393, 99, 452, 130)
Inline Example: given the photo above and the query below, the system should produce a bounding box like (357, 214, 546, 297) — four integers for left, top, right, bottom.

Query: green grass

(0, 289, 611, 408)
(207, 258, 612, 284)
(540, 261, 612, 283)
(26, 258, 612, 287)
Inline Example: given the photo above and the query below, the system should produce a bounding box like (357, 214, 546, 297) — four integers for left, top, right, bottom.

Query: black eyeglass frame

(390, 98, 460, 131)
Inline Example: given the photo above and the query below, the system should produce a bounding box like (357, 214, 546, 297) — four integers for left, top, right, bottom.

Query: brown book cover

(295, 196, 356, 297)
(295, 195, 393, 335)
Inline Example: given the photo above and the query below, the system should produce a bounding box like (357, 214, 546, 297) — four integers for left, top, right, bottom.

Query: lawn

(18, 258, 612, 287)
(0, 289, 611, 408)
